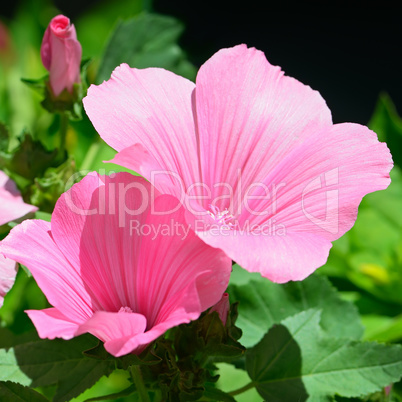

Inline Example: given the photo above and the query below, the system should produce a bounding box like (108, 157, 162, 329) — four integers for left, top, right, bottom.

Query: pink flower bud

(40, 15, 82, 97)
(209, 292, 230, 326)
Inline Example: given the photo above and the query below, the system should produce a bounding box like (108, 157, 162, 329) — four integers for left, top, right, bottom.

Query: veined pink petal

(75, 311, 147, 357)
(53, 173, 157, 312)
(0, 219, 93, 322)
(0, 255, 16, 308)
(83, 65, 200, 190)
(109, 143, 182, 198)
(26, 308, 80, 339)
(194, 44, 332, 210)
(0, 171, 37, 226)
(51, 172, 107, 271)
(135, 195, 231, 326)
(244, 123, 392, 241)
(197, 229, 332, 283)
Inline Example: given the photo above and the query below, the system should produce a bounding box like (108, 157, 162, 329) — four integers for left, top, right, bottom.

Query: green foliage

(228, 267, 363, 347)
(0, 335, 115, 402)
(322, 166, 402, 311)
(246, 309, 402, 401)
(369, 93, 402, 168)
(96, 13, 197, 84)
(0, 381, 49, 401)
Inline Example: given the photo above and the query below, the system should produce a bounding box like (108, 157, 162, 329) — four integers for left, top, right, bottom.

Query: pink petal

(194, 44, 332, 211)
(52, 172, 156, 312)
(197, 229, 332, 283)
(75, 311, 147, 357)
(0, 255, 17, 307)
(109, 143, 182, 197)
(0, 171, 37, 226)
(26, 308, 80, 340)
(51, 172, 105, 270)
(242, 123, 393, 241)
(134, 194, 231, 327)
(83, 64, 200, 189)
(0, 219, 93, 321)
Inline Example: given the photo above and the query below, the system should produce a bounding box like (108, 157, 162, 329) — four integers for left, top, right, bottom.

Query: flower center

(119, 306, 134, 313)
(207, 205, 236, 227)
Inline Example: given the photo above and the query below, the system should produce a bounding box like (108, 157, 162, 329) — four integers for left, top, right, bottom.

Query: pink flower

(83, 44, 392, 283)
(41, 14, 82, 97)
(0, 173, 231, 356)
(0, 171, 37, 307)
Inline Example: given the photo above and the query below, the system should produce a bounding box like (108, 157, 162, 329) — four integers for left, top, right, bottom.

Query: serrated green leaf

(0, 335, 116, 402)
(0, 348, 31, 386)
(0, 381, 49, 401)
(83, 384, 136, 402)
(96, 13, 196, 83)
(228, 270, 363, 347)
(246, 309, 402, 401)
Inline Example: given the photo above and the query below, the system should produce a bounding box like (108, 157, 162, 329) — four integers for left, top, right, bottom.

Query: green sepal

(28, 157, 76, 212)
(3, 132, 58, 182)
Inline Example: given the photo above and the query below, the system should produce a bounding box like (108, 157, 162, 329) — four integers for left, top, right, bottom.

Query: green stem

(228, 381, 256, 396)
(58, 112, 69, 161)
(130, 365, 151, 402)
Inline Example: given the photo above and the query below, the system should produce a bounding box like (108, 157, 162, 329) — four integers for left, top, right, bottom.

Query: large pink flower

(0, 171, 37, 306)
(0, 173, 231, 356)
(41, 15, 82, 97)
(83, 44, 392, 283)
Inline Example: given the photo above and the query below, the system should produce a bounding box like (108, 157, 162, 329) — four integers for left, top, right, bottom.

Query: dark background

(152, 1, 402, 125)
(2, 0, 401, 125)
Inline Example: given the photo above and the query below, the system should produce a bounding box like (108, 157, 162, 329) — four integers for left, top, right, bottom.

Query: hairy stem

(130, 365, 151, 402)
(58, 112, 68, 161)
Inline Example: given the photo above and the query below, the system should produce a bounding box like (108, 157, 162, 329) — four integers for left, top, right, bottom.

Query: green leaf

(0, 381, 48, 401)
(203, 383, 236, 402)
(362, 314, 402, 343)
(83, 385, 136, 401)
(97, 12, 196, 83)
(369, 93, 402, 168)
(0, 335, 115, 402)
(246, 309, 402, 401)
(0, 348, 31, 386)
(228, 270, 363, 347)
(5, 133, 58, 181)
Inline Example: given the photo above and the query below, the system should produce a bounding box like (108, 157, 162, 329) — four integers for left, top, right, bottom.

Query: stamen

(119, 306, 133, 313)
(207, 205, 236, 227)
